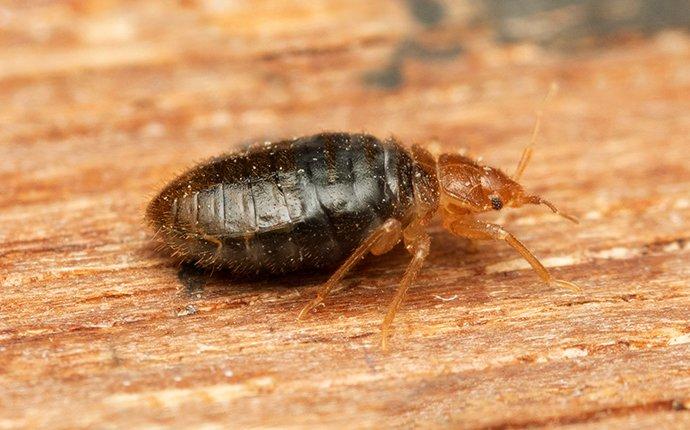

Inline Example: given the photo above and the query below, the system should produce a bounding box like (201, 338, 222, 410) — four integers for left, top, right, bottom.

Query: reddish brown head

(436, 153, 577, 222)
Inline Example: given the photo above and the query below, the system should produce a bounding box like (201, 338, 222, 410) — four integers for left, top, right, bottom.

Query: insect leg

(370, 221, 403, 255)
(448, 219, 580, 293)
(297, 218, 402, 320)
(201, 234, 223, 259)
(380, 225, 431, 350)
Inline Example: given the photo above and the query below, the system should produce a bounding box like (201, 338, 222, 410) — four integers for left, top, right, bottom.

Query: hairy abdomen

(147, 133, 416, 274)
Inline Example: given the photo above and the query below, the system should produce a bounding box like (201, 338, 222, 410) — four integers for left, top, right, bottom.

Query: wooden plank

(1, 1, 689, 428)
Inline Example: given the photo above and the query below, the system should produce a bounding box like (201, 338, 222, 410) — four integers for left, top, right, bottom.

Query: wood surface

(1, 1, 689, 429)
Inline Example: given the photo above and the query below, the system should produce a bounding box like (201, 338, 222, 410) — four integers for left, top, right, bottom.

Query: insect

(147, 97, 579, 348)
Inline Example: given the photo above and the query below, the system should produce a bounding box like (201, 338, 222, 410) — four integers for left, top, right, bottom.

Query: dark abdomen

(147, 133, 417, 274)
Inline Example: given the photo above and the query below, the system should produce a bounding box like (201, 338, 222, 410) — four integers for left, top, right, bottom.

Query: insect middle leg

(447, 218, 580, 292)
(380, 223, 431, 350)
(297, 218, 402, 320)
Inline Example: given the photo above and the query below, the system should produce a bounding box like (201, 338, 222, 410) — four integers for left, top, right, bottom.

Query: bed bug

(147, 96, 579, 348)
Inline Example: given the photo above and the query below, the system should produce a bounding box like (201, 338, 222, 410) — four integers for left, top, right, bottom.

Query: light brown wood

(1, 1, 689, 429)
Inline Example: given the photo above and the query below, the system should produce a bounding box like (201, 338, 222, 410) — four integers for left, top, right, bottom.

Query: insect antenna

(524, 194, 579, 224)
(513, 82, 559, 181)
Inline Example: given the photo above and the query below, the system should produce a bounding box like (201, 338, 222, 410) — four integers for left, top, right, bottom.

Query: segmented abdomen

(147, 133, 417, 274)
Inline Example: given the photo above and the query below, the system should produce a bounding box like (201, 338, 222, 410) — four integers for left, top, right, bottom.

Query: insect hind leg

(297, 219, 402, 320)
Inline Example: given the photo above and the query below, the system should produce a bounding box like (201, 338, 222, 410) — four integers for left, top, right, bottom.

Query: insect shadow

(174, 246, 412, 302)
(172, 232, 483, 307)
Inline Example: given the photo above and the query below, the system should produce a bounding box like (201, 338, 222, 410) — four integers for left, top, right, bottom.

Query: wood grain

(1, 1, 689, 429)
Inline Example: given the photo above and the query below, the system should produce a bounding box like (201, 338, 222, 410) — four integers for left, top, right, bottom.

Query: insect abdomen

(147, 133, 417, 274)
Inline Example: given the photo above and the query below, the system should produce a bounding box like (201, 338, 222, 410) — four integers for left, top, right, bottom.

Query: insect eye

(490, 196, 503, 210)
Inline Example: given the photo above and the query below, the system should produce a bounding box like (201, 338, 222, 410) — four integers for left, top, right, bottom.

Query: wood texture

(1, 1, 689, 429)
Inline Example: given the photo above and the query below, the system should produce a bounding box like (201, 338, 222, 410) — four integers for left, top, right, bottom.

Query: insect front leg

(297, 219, 402, 320)
(447, 218, 580, 293)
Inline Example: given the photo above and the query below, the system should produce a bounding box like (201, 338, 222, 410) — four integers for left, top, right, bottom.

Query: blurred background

(2, 1, 689, 153)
